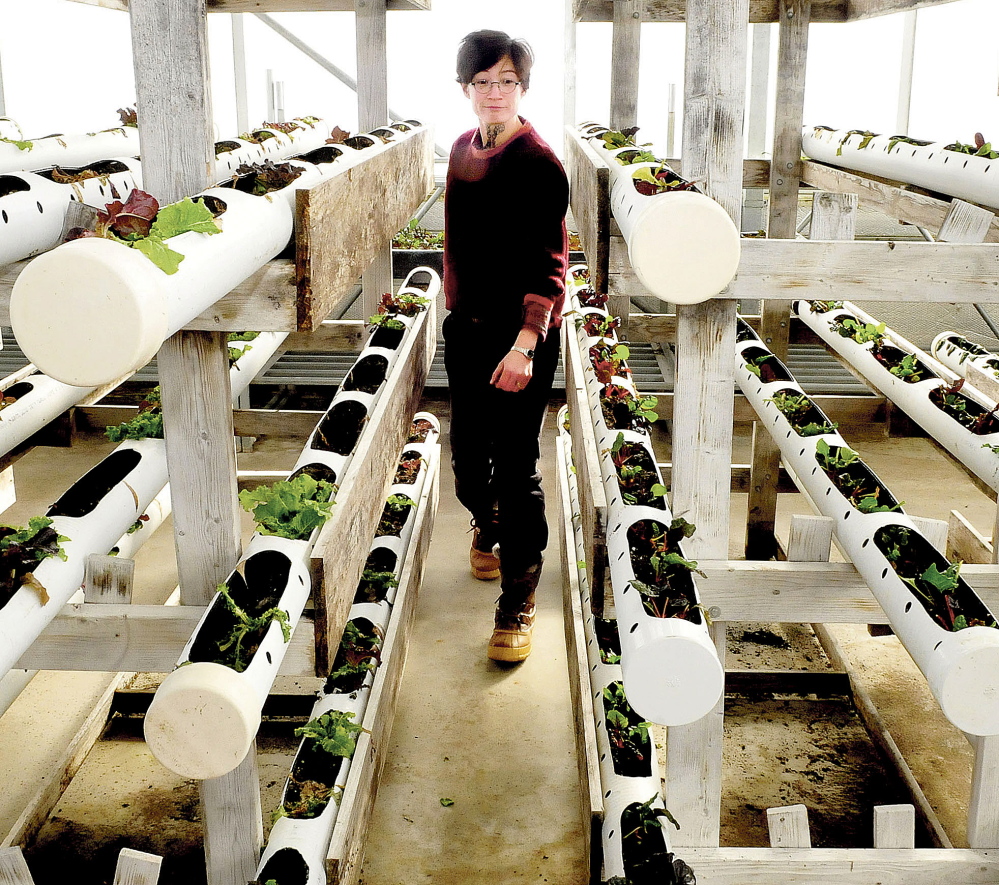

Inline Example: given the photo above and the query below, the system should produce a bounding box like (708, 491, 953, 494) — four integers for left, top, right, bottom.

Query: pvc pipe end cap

(628, 190, 741, 305)
(10, 237, 168, 387)
(937, 636, 999, 736)
(143, 662, 261, 780)
(621, 636, 724, 726)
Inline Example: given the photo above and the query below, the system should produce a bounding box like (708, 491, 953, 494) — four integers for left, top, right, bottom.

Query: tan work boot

(470, 524, 500, 580)
(487, 593, 537, 663)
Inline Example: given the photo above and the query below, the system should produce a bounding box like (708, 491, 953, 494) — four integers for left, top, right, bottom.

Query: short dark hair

(456, 30, 534, 90)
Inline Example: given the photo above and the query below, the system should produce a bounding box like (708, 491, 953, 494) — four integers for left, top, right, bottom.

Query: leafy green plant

(814, 438, 858, 472)
(885, 134, 931, 152)
(837, 129, 877, 155)
(945, 133, 999, 160)
(630, 163, 698, 197)
(597, 127, 641, 149)
(376, 494, 415, 537)
(815, 440, 902, 512)
(887, 353, 926, 383)
(0, 136, 32, 151)
(0, 516, 70, 607)
(627, 518, 705, 620)
(581, 312, 620, 339)
(325, 619, 383, 692)
(930, 379, 999, 434)
(377, 290, 430, 317)
(620, 797, 693, 885)
(117, 106, 138, 128)
(590, 343, 631, 384)
(608, 433, 667, 506)
(368, 314, 406, 332)
(354, 567, 399, 604)
(67, 190, 221, 275)
(126, 514, 150, 535)
(232, 159, 303, 195)
(766, 391, 810, 422)
(295, 710, 365, 758)
(603, 681, 653, 773)
(832, 316, 886, 347)
(745, 354, 773, 377)
(392, 218, 444, 250)
(601, 384, 658, 430)
(105, 387, 164, 442)
(226, 330, 259, 367)
(808, 300, 843, 314)
(238, 474, 336, 540)
(213, 585, 291, 673)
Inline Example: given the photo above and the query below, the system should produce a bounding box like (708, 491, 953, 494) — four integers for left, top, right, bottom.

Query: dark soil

(312, 401, 369, 455)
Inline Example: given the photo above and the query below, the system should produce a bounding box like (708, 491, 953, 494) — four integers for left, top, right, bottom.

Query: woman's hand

(491, 349, 533, 392)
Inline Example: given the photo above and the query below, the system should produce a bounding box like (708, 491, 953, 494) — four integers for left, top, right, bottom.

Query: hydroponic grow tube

(0, 159, 143, 267)
(253, 420, 440, 885)
(580, 123, 741, 305)
(801, 126, 999, 213)
(0, 126, 140, 176)
(566, 272, 724, 726)
(143, 297, 435, 778)
(794, 301, 999, 492)
(736, 322, 999, 736)
(931, 331, 999, 387)
(557, 409, 693, 885)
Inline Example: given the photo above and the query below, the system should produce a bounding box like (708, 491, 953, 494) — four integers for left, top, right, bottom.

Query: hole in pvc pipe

(36, 201, 43, 213)
(934, 641, 943, 651)
(605, 790, 612, 798)
(800, 449, 805, 456)
(0, 176, 30, 199)
(266, 651, 272, 664)
(629, 623, 638, 633)
(862, 538, 869, 548)
(47, 449, 143, 518)
(786, 431, 791, 438)
(825, 488, 830, 495)
(905, 602, 912, 613)
(257, 847, 310, 885)
(882, 568, 888, 579)
(843, 511, 850, 520)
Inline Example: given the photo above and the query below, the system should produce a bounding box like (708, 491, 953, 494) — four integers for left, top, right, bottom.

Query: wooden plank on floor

(326, 455, 439, 884)
(874, 805, 916, 849)
(555, 434, 603, 876)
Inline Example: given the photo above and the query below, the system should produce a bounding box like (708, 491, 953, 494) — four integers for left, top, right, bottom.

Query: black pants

(443, 312, 561, 575)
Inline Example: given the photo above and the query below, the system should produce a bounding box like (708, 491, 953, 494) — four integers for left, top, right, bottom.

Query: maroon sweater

(443, 119, 568, 339)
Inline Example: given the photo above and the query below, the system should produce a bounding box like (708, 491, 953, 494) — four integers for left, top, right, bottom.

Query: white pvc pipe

(0, 118, 22, 141)
(108, 486, 172, 561)
(795, 301, 999, 492)
(582, 125, 741, 305)
(735, 329, 999, 735)
(931, 331, 999, 385)
(10, 187, 292, 387)
(0, 127, 140, 176)
(0, 438, 169, 675)
(0, 374, 95, 458)
(144, 532, 314, 779)
(802, 126, 999, 213)
(0, 668, 37, 718)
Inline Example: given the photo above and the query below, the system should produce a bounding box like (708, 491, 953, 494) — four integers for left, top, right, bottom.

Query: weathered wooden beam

(564, 128, 610, 296)
(610, 0, 643, 130)
(733, 239, 999, 302)
(576, 0, 848, 23)
(680, 847, 997, 882)
(800, 160, 999, 243)
(310, 303, 435, 672)
(282, 320, 366, 352)
(62, 0, 431, 10)
(13, 605, 316, 675)
(845, 0, 961, 21)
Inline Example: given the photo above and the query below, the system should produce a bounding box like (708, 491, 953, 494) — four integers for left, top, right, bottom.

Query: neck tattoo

(484, 123, 505, 149)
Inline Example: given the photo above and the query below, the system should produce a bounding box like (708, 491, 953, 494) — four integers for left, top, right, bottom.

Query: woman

(443, 29, 569, 663)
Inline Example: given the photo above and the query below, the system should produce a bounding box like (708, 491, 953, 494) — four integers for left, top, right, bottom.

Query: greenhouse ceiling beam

(63, 0, 431, 11)
(574, 0, 960, 22)
(254, 13, 448, 157)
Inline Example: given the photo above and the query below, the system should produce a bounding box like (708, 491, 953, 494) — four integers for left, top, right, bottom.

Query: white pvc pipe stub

(144, 662, 261, 780)
(932, 627, 999, 736)
(625, 190, 741, 304)
(10, 236, 168, 386)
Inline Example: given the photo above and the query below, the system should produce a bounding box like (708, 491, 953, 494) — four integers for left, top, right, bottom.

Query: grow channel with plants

(794, 300, 999, 493)
(802, 125, 999, 212)
(558, 407, 695, 885)
(577, 124, 740, 305)
(735, 317, 999, 736)
(566, 266, 723, 728)
(253, 414, 441, 885)
(143, 269, 437, 781)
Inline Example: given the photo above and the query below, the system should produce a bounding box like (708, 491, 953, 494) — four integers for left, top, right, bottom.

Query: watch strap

(510, 345, 535, 360)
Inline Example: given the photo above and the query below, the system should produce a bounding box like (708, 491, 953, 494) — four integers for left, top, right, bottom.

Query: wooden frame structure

(0, 3, 436, 885)
(564, 0, 999, 878)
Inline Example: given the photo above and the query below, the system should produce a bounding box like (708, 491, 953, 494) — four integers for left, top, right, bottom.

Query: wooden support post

(786, 514, 834, 562)
(937, 199, 996, 246)
(666, 0, 748, 847)
(130, 5, 253, 883)
(201, 744, 263, 885)
(112, 848, 163, 885)
(0, 848, 34, 885)
(874, 805, 916, 849)
(909, 515, 948, 552)
(968, 735, 999, 848)
(356, 0, 393, 320)
(810, 191, 858, 240)
(563, 0, 577, 129)
(83, 554, 135, 604)
(947, 509, 994, 564)
(746, 0, 811, 559)
(0, 465, 15, 517)
(767, 804, 812, 848)
(610, 0, 643, 130)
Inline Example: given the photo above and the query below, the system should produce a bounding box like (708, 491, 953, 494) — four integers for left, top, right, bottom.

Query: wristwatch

(510, 345, 535, 360)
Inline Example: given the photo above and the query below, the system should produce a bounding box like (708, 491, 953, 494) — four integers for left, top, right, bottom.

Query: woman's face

(463, 55, 525, 131)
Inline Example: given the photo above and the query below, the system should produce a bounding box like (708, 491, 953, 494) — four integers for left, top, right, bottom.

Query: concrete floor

(1, 395, 998, 879)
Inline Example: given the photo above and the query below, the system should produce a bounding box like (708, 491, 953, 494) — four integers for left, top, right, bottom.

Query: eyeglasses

(470, 78, 521, 94)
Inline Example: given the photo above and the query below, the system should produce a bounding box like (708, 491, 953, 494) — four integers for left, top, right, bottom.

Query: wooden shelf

(572, 0, 961, 24)
(63, 0, 430, 11)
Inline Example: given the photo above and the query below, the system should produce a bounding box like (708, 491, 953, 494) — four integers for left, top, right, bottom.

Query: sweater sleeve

(518, 149, 569, 341)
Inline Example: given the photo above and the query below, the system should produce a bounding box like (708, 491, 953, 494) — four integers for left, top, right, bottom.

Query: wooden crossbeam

(62, 0, 431, 10)
(573, 0, 962, 21)
(680, 847, 999, 883)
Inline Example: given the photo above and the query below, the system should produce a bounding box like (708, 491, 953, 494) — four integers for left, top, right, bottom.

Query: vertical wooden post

(873, 805, 916, 849)
(666, 0, 748, 849)
(0, 848, 34, 885)
(746, 0, 811, 559)
(610, 0, 643, 130)
(810, 191, 858, 240)
(357, 0, 393, 320)
(112, 848, 163, 885)
(231, 14, 250, 135)
(968, 734, 999, 848)
(564, 0, 577, 130)
(767, 804, 812, 847)
(83, 554, 135, 604)
(129, 5, 257, 884)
